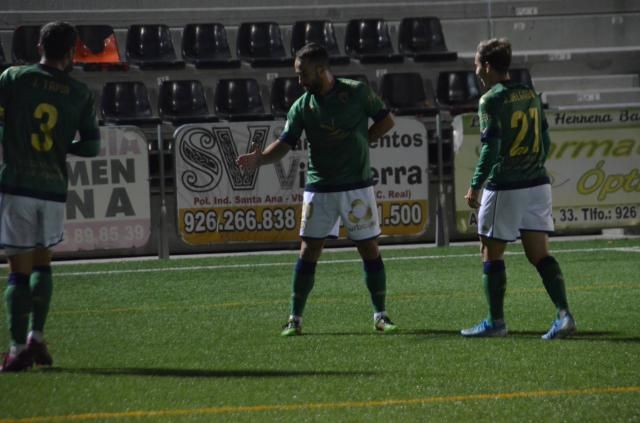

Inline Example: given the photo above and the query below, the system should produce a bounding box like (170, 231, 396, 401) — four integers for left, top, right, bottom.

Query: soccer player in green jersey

(460, 38, 576, 339)
(0, 22, 100, 371)
(237, 43, 397, 336)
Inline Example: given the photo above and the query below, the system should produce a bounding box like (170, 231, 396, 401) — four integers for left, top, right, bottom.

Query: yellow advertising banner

(174, 118, 429, 245)
(454, 108, 640, 234)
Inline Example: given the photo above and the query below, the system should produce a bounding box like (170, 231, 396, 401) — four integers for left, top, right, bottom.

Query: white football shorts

(300, 186, 381, 241)
(477, 184, 554, 242)
(0, 193, 65, 254)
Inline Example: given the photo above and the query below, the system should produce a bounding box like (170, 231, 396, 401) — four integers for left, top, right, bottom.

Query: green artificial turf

(0, 238, 638, 422)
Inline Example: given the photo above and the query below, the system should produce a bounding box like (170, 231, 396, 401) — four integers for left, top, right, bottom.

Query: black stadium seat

(182, 23, 240, 69)
(398, 17, 458, 62)
(236, 22, 292, 67)
(126, 24, 185, 69)
(344, 19, 404, 64)
(291, 20, 350, 65)
(101, 81, 161, 125)
(271, 77, 304, 117)
(380, 72, 438, 116)
(509, 68, 535, 90)
(158, 80, 218, 125)
(436, 71, 481, 115)
(12, 25, 41, 64)
(214, 78, 273, 121)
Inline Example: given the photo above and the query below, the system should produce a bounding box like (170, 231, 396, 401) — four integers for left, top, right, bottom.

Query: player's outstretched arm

(237, 140, 291, 170)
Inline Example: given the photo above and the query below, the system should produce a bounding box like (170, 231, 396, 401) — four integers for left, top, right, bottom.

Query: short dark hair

(39, 21, 77, 61)
(477, 38, 511, 73)
(294, 42, 330, 68)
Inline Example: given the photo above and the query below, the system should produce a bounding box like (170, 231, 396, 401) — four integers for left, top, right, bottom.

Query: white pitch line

(40, 246, 640, 278)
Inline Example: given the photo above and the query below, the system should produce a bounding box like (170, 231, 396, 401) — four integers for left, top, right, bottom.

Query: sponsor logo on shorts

(345, 199, 375, 231)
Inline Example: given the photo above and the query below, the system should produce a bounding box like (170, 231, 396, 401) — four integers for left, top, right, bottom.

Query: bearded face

(295, 58, 323, 95)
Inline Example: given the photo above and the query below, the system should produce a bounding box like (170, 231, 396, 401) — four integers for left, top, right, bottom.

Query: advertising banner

(174, 118, 429, 245)
(454, 108, 640, 234)
(55, 126, 151, 251)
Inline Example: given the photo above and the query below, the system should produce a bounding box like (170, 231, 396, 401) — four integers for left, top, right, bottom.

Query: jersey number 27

(509, 108, 540, 157)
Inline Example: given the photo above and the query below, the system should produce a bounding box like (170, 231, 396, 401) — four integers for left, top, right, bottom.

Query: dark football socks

(4, 273, 32, 346)
(290, 258, 316, 317)
(536, 255, 570, 312)
(363, 256, 386, 313)
(483, 260, 506, 324)
(30, 266, 53, 333)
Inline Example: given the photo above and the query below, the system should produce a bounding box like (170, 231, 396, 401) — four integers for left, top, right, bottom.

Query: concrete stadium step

(533, 74, 640, 92)
(542, 87, 640, 108)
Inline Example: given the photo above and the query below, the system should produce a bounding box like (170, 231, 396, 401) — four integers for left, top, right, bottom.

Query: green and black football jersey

(280, 78, 388, 192)
(0, 64, 99, 202)
(471, 80, 551, 190)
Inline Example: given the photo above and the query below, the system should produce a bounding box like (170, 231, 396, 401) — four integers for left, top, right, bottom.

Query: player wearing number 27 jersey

(461, 37, 575, 341)
(471, 80, 550, 191)
(0, 22, 100, 372)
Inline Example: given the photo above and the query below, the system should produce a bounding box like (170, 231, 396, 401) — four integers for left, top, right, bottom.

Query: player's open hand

(236, 142, 262, 170)
(465, 187, 481, 209)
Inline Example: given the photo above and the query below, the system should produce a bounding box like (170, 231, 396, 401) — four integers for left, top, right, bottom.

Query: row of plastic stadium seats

(99, 69, 535, 125)
(4, 17, 457, 71)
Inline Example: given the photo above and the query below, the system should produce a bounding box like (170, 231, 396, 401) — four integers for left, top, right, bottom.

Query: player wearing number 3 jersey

(0, 22, 100, 372)
(237, 43, 398, 336)
(461, 38, 576, 340)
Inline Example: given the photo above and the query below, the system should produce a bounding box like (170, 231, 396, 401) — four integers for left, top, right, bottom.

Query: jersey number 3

(31, 102, 58, 152)
(509, 108, 540, 157)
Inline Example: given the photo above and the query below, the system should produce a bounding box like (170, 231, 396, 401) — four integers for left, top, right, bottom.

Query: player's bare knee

(355, 239, 379, 261)
(299, 239, 324, 262)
